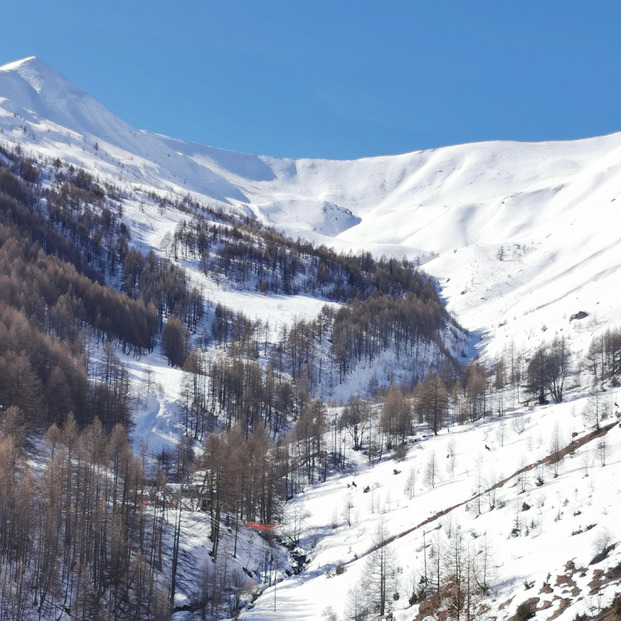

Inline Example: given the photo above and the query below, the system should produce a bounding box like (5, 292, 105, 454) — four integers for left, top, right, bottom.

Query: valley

(0, 56, 620, 620)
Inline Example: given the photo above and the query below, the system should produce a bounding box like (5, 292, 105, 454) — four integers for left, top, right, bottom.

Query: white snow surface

(2, 57, 621, 619)
(241, 392, 621, 621)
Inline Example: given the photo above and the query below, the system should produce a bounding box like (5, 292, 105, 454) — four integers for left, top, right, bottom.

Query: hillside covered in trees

(0, 143, 474, 618)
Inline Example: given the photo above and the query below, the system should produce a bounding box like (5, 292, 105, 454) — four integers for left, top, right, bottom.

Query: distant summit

(0, 55, 40, 74)
(0, 55, 86, 105)
(0, 54, 139, 147)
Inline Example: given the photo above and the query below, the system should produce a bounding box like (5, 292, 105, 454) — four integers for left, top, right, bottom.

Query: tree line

(171, 215, 433, 303)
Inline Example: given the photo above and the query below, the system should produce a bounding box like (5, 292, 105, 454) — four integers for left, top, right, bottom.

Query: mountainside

(2, 56, 621, 363)
(1, 56, 621, 621)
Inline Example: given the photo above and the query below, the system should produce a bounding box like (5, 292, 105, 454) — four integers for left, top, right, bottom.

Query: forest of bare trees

(0, 417, 171, 619)
(2, 143, 620, 619)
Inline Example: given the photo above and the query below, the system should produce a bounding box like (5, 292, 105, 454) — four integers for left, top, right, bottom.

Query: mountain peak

(0, 55, 39, 71)
(0, 55, 83, 100)
(0, 55, 140, 149)
(0, 56, 65, 98)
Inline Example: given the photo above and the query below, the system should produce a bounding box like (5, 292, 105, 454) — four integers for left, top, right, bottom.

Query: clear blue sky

(2, 1, 620, 159)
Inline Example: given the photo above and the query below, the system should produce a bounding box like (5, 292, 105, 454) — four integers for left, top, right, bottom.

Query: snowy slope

(3, 56, 621, 620)
(242, 390, 621, 621)
(2, 56, 621, 365)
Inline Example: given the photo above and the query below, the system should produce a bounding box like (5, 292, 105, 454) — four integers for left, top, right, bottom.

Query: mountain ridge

(2, 55, 621, 361)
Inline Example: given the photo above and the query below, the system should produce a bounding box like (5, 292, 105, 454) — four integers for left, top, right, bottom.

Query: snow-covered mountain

(2, 56, 621, 620)
(2, 55, 621, 364)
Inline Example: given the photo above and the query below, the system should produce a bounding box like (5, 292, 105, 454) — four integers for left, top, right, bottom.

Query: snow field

(243, 390, 621, 620)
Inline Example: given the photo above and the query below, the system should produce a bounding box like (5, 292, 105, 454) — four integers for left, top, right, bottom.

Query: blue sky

(2, 1, 620, 159)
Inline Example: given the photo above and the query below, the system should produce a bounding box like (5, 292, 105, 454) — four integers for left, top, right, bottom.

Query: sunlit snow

(2, 56, 621, 620)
